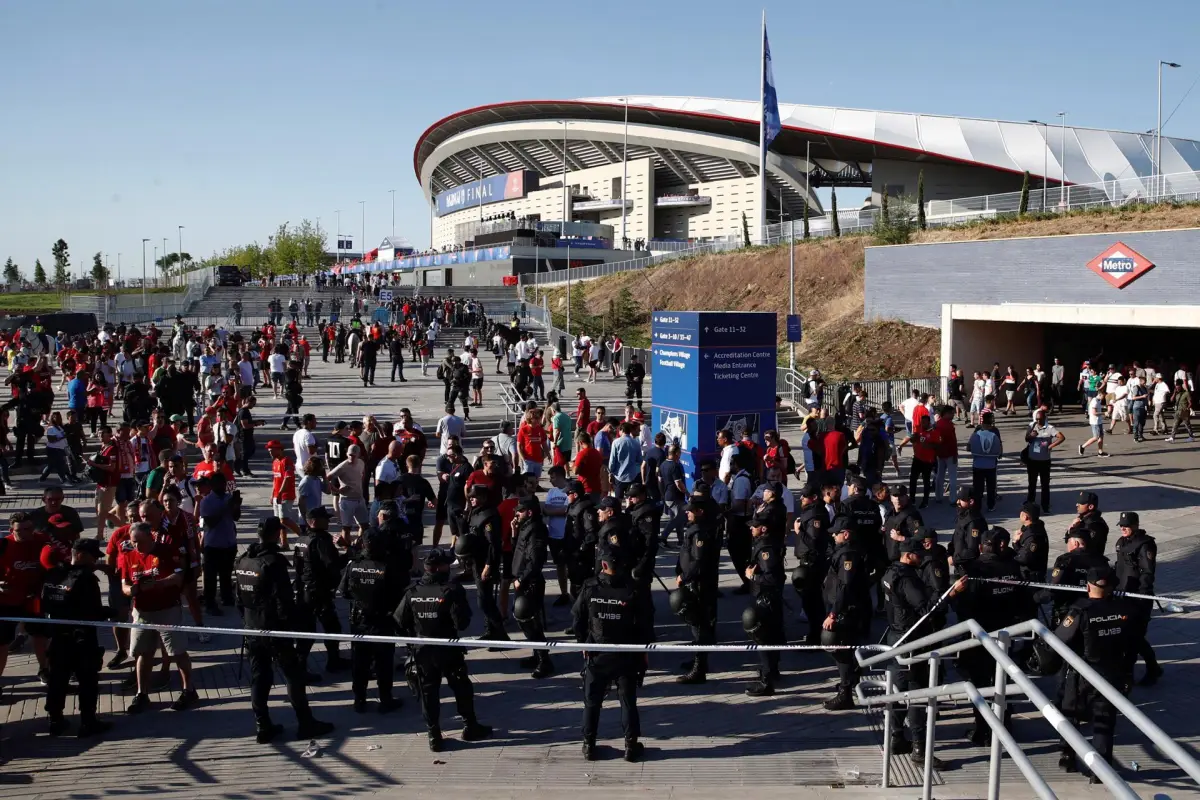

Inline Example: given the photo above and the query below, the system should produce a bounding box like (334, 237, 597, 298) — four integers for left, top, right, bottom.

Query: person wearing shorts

(1078, 394, 1110, 457)
(338, 497, 367, 532)
(119, 520, 198, 713)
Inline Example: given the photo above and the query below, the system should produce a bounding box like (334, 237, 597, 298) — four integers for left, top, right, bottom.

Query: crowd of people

(0, 300, 1174, 780)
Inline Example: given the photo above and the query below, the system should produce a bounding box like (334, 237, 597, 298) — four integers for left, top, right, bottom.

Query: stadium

(414, 95, 1200, 257)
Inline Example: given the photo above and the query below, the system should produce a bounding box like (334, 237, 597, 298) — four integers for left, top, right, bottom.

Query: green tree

(874, 194, 917, 245)
(612, 285, 639, 333)
(91, 252, 110, 287)
(3, 258, 19, 284)
(51, 238, 71, 284)
(801, 200, 810, 239)
(879, 186, 889, 225)
(1018, 171, 1031, 215)
(741, 211, 751, 248)
(33, 258, 47, 284)
(830, 188, 840, 237)
(568, 280, 594, 335)
(154, 252, 194, 275)
(917, 170, 927, 230)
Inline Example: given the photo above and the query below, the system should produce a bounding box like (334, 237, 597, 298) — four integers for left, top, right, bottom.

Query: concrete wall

(865, 227, 1200, 326)
(653, 175, 758, 240)
(871, 158, 1025, 207)
(943, 317, 1046, 376)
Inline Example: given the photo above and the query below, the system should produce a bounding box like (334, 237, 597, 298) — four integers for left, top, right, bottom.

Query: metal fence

(520, 238, 746, 289)
(776, 367, 944, 415)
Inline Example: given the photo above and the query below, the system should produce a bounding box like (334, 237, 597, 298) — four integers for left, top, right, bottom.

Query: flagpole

(758, 9, 767, 246)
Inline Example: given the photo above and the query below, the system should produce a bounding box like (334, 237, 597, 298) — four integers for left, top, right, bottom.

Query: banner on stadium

(435, 171, 539, 216)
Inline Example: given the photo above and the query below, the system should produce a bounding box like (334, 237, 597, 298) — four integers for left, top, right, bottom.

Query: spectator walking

(1164, 378, 1195, 442)
(932, 406, 958, 503)
(967, 411, 1002, 511)
(1024, 408, 1064, 512)
(897, 416, 939, 508)
(1078, 392, 1111, 458)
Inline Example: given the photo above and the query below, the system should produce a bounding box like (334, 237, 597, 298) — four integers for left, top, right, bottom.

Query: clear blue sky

(2, 0, 1198, 278)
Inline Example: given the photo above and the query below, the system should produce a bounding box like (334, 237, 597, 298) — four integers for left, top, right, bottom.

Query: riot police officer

(572, 532, 652, 762)
(394, 547, 493, 752)
(914, 527, 951, 631)
(674, 500, 719, 685)
(742, 510, 785, 696)
(792, 485, 831, 645)
(625, 483, 660, 589)
(1069, 491, 1109, 556)
(822, 517, 872, 710)
(237, 517, 334, 743)
(1113, 511, 1160, 685)
(841, 477, 883, 555)
(511, 495, 554, 679)
(1041, 566, 1133, 780)
(1042, 529, 1109, 627)
(292, 506, 348, 671)
(565, 480, 600, 596)
(881, 538, 964, 766)
(457, 486, 508, 641)
(339, 530, 405, 713)
(1013, 502, 1050, 582)
(948, 487, 987, 574)
(957, 527, 1025, 744)
(41, 538, 110, 737)
(882, 485, 924, 564)
(595, 495, 630, 573)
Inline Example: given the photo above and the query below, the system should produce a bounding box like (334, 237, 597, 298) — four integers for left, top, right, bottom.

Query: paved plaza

(1, 332, 1198, 799)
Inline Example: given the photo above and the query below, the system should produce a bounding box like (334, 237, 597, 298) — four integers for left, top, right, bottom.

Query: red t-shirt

(573, 447, 603, 495)
(118, 543, 182, 613)
(821, 430, 847, 470)
(911, 429, 941, 464)
(161, 511, 201, 570)
(933, 418, 958, 459)
(586, 420, 604, 438)
(464, 470, 502, 507)
(193, 460, 235, 484)
(106, 523, 135, 561)
(912, 404, 931, 434)
(497, 497, 518, 552)
(517, 423, 545, 462)
(0, 533, 50, 611)
(529, 356, 543, 377)
(272, 456, 296, 501)
(575, 398, 590, 422)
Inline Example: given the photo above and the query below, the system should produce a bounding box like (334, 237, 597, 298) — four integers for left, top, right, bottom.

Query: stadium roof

(415, 96, 1200, 204)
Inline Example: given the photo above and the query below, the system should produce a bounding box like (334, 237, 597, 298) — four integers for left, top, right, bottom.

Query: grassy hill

(530, 201, 1200, 379)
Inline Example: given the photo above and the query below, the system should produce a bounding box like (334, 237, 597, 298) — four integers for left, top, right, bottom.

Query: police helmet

(451, 536, 473, 558)
(791, 563, 810, 590)
(741, 604, 762, 635)
(512, 593, 538, 623)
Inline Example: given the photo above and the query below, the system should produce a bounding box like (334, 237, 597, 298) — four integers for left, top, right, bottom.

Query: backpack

(86, 452, 111, 484)
(781, 440, 797, 474)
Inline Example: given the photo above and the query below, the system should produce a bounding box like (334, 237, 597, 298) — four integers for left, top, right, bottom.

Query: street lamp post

(1157, 61, 1182, 199)
(620, 97, 629, 248)
(359, 201, 366, 264)
(335, 209, 342, 263)
(1028, 120, 1049, 211)
(1057, 112, 1067, 208)
(141, 239, 150, 304)
(117, 253, 121, 284)
(556, 121, 573, 224)
(162, 238, 168, 286)
(154, 246, 158, 289)
(178, 225, 185, 287)
(389, 189, 396, 236)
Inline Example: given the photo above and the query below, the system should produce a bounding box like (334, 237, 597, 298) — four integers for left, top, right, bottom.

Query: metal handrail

(855, 617, 1200, 798)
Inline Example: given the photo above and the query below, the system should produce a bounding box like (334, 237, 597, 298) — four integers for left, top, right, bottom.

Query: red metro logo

(1086, 242, 1155, 289)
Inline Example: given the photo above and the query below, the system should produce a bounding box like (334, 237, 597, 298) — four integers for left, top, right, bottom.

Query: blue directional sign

(652, 311, 778, 486)
(786, 314, 802, 343)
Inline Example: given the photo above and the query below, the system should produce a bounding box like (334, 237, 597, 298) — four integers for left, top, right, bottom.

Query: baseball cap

(46, 513, 75, 530)
(899, 537, 923, 555)
(597, 496, 621, 511)
(829, 517, 850, 534)
(266, 439, 283, 449)
(750, 510, 773, 528)
(169, 414, 185, 423)
(73, 538, 102, 558)
(914, 526, 938, 542)
(1118, 511, 1140, 528)
(305, 505, 333, 520)
(985, 526, 1010, 548)
(468, 485, 489, 499)
(424, 547, 455, 568)
(517, 495, 540, 512)
(955, 486, 973, 502)
(333, 420, 349, 431)
(565, 480, 585, 496)
(1065, 526, 1091, 544)
(1086, 565, 1116, 588)
(1077, 491, 1099, 507)
(626, 483, 647, 500)
(1021, 502, 1041, 520)
(685, 501, 706, 514)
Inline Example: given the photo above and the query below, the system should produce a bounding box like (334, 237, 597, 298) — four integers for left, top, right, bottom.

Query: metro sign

(1086, 242, 1155, 289)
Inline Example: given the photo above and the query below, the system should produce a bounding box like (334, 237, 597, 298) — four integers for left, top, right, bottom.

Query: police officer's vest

(346, 557, 390, 619)
(1077, 600, 1131, 666)
(409, 581, 456, 639)
(587, 581, 638, 645)
(881, 563, 922, 634)
(235, 550, 287, 629)
(41, 566, 97, 625)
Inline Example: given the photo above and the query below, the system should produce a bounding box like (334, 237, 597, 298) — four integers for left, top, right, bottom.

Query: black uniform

(511, 512, 551, 665)
(1114, 529, 1158, 679)
(917, 540, 951, 630)
(566, 495, 601, 593)
(572, 572, 653, 746)
(676, 519, 720, 676)
(823, 539, 871, 695)
(623, 360, 645, 409)
(882, 504, 923, 563)
(949, 507, 988, 572)
(881, 559, 938, 741)
(394, 573, 481, 737)
(40, 563, 105, 728)
(359, 339, 378, 385)
(843, 492, 884, 557)
(792, 504, 831, 644)
(339, 551, 406, 706)
(235, 542, 319, 729)
(1044, 549, 1110, 626)
(747, 531, 786, 681)
(464, 504, 505, 636)
(292, 529, 346, 664)
(1069, 510, 1109, 557)
(397, 472, 437, 547)
(958, 551, 1025, 738)
(1014, 520, 1050, 582)
(1051, 596, 1134, 767)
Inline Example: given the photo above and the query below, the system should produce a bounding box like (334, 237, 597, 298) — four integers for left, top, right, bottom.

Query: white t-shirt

(268, 353, 287, 373)
(544, 487, 568, 540)
(293, 427, 316, 468)
(1154, 381, 1171, 404)
(1087, 396, 1103, 425)
(435, 414, 465, 453)
(45, 425, 68, 450)
(469, 355, 483, 376)
(589, 343, 601, 362)
(718, 443, 740, 482)
(900, 397, 921, 422)
(239, 361, 255, 385)
(971, 379, 986, 403)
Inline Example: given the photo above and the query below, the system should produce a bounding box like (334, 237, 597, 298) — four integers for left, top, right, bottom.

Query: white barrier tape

(969, 577, 1200, 609)
(0, 616, 857, 653)
(887, 584, 958, 650)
